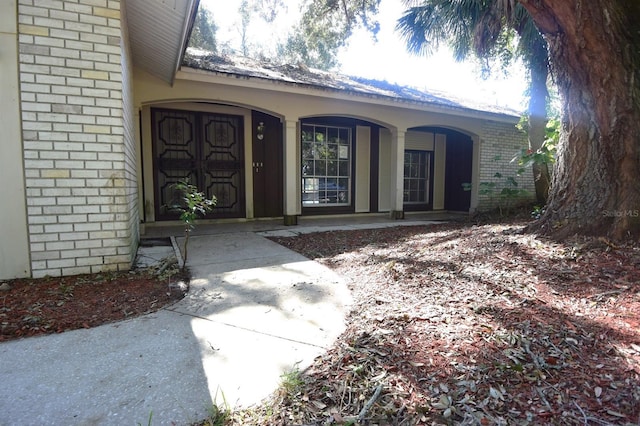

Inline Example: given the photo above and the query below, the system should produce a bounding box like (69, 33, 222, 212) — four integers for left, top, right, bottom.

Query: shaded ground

(1, 219, 638, 425)
(0, 268, 187, 342)
(225, 220, 640, 425)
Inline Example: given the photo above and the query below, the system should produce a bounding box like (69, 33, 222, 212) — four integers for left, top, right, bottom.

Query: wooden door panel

(153, 109, 198, 220)
(152, 108, 245, 220)
(252, 111, 283, 217)
(201, 113, 245, 218)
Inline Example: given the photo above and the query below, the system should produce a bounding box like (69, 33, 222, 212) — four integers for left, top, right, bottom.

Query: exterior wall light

(257, 122, 265, 140)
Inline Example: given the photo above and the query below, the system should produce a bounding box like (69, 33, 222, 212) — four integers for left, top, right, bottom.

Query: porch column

(389, 129, 406, 219)
(283, 119, 300, 225)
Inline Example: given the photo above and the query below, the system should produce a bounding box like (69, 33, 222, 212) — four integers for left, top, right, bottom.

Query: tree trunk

(519, 0, 640, 239)
(527, 36, 551, 204)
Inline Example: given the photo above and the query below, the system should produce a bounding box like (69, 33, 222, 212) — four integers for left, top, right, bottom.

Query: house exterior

(0, 0, 532, 280)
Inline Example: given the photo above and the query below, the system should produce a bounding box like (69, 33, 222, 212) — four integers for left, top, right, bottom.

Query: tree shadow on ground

(252, 219, 640, 425)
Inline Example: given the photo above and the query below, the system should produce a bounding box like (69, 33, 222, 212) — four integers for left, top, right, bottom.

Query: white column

(283, 119, 300, 224)
(389, 129, 406, 219)
(355, 125, 371, 212)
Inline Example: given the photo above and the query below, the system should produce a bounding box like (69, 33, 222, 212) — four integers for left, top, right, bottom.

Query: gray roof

(182, 48, 521, 118)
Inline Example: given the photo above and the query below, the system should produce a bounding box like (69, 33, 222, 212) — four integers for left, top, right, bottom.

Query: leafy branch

(167, 180, 216, 271)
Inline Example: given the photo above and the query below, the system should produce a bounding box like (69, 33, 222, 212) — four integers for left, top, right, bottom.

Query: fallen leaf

(311, 400, 326, 410)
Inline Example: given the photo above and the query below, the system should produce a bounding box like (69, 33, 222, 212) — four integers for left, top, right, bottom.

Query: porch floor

(141, 211, 467, 238)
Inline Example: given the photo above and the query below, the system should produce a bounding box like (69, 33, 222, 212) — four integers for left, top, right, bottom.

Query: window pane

(328, 127, 339, 143)
(403, 150, 430, 205)
(301, 126, 313, 142)
(339, 160, 349, 176)
(302, 124, 352, 206)
(327, 160, 337, 176)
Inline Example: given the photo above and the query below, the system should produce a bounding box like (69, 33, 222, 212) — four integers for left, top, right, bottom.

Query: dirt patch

(227, 220, 640, 425)
(0, 269, 187, 342)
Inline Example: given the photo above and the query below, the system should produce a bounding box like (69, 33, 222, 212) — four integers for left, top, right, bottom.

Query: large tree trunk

(527, 35, 551, 204)
(519, 0, 640, 239)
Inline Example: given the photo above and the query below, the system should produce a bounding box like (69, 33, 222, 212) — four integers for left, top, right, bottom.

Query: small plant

(203, 405, 229, 426)
(279, 366, 304, 397)
(531, 205, 545, 220)
(201, 387, 230, 426)
(515, 117, 559, 170)
(463, 155, 529, 216)
(167, 180, 216, 271)
(136, 411, 152, 426)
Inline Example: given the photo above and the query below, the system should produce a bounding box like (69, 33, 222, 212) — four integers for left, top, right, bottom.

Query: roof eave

(177, 66, 522, 123)
(171, 0, 200, 85)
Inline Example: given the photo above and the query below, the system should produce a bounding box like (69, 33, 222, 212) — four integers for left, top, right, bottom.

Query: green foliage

(397, 0, 548, 77)
(279, 367, 304, 397)
(189, 7, 218, 52)
(200, 388, 230, 426)
(170, 180, 216, 229)
(168, 180, 216, 270)
(515, 116, 559, 169)
(277, 32, 339, 70)
(530, 205, 545, 220)
(463, 155, 529, 216)
(278, 0, 381, 69)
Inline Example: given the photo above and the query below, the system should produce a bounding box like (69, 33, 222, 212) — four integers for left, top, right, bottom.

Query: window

(302, 125, 351, 206)
(404, 150, 430, 204)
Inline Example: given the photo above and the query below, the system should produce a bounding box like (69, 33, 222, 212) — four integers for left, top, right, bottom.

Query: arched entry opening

(147, 102, 283, 221)
(406, 126, 474, 212)
(299, 116, 383, 216)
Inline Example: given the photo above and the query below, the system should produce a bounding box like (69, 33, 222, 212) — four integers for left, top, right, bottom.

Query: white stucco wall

(0, 0, 31, 279)
(134, 67, 530, 219)
(18, 0, 137, 277)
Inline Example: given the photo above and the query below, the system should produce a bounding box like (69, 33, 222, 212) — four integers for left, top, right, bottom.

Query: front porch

(140, 211, 466, 239)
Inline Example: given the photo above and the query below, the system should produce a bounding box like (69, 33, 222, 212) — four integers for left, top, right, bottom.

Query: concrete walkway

(0, 214, 451, 425)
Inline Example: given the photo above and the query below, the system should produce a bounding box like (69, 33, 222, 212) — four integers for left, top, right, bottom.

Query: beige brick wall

(478, 120, 535, 211)
(18, 0, 138, 278)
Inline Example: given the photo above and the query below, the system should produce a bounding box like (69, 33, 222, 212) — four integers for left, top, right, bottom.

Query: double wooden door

(152, 108, 245, 219)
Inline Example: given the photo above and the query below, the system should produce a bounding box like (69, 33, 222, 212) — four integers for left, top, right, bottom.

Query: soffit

(125, 0, 198, 84)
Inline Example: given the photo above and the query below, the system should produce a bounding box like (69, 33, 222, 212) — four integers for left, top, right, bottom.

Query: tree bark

(519, 0, 640, 239)
(527, 35, 551, 204)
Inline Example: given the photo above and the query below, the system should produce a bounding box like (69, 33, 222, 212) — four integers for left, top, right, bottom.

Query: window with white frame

(403, 150, 431, 204)
(301, 124, 351, 206)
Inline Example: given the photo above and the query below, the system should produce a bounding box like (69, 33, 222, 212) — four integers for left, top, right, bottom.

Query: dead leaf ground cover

(226, 219, 640, 425)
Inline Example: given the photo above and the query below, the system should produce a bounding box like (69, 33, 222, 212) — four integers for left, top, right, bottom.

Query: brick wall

(478, 119, 536, 211)
(18, 0, 138, 278)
